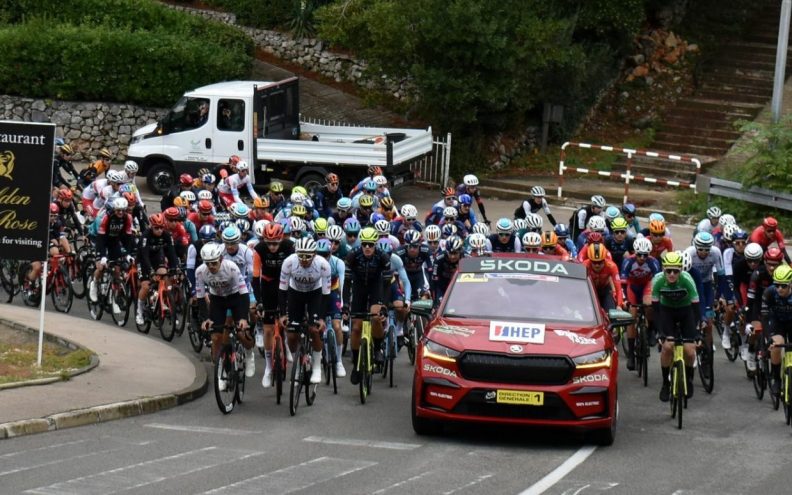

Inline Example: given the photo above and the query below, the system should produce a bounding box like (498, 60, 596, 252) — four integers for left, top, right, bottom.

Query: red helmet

(442, 187, 455, 198)
(587, 231, 604, 244)
(326, 172, 339, 184)
(179, 173, 193, 186)
(49, 203, 60, 214)
(164, 207, 180, 220)
(765, 247, 784, 263)
(149, 213, 165, 228)
(228, 155, 241, 166)
(763, 217, 779, 229)
(57, 188, 73, 201)
(263, 223, 284, 241)
(368, 166, 382, 176)
(122, 192, 136, 204)
(198, 199, 213, 214)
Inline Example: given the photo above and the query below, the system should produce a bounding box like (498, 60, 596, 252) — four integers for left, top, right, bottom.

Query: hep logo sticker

(489, 321, 545, 344)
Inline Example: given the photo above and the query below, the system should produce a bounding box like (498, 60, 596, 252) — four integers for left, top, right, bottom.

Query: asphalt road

(2, 185, 792, 494)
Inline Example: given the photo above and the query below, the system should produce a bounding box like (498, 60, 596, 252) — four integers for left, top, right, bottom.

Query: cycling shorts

(208, 292, 248, 333)
(258, 280, 279, 323)
(699, 281, 715, 319)
(351, 281, 383, 314)
(327, 290, 342, 320)
(719, 277, 735, 304)
(626, 283, 652, 306)
(286, 287, 324, 327)
(656, 305, 698, 341)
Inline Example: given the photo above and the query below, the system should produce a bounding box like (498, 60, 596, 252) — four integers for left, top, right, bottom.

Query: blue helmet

(336, 197, 353, 211)
(605, 206, 620, 220)
(316, 238, 332, 254)
(370, 212, 385, 224)
(55, 137, 65, 147)
(344, 218, 361, 234)
(554, 223, 569, 237)
(198, 225, 217, 241)
(733, 229, 748, 241)
(622, 203, 636, 216)
(376, 238, 393, 254)
(221, 225, 242, 243)
(649, 212, 665, 222)
(441, 223, 458, 237)
(363, 180, 377, 192)
(202, 173, 216, 185)
(458, 194, 472, 206)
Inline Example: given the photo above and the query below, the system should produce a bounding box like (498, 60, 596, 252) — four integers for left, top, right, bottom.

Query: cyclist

(331, 197, 354, 227)
(188, 200, 215, 230)
(217, 161, 259, 207)
(377, 239, 411, 341)
(489, 218, 521, 253)
(396, 230, 432, 301)
(438, 207, 468, 238)
(750, 217, 791, 263)
(430, 235, 465, 307)
(316, 238, 347, 378)
(467, 233, 491, 257)
(576, 215, 608, 253)
(54, 188, 85, 236)
(648, 219, 673, 261)
(694, 206, 721, 236)
(90, 148, 114, 177)
(522, 232, 542, 254)
(424, 224, 442, 258)
(160, 173, 196, 211)
(604, 217, 635, 268)
(622, 203, 640, 236)
(186, 225, 217, 296)
(746, 247, 784, 364)
(620, 237, 661, 370)
(583, 243, 623, 311)
(653, 251, 700, 401)
(554, 223, 577, 258)
(212, 155, 239, 184)
(514, 186, 557, 227)
(136, 213, 180, 326)
(456, 194, 478, 231)
(52, 142, 80, 189)
(425, 187, 457, 226)
(279, 237, 332, 384)
(683, 232, 726, 354)
(349, 165, 383, 196)
(762, 264, 792, 397)
(26, 204, 70, 288)
(455, 174, 490, 224)
(266, 181, 287, 216)
(391, 204, 423, 240)
(89, 197, 134, 302)
(163, 207, 191, 260)
(720, 228, 748, 348)
(540, 231, 570, 260)
(570, 195, 605, 241)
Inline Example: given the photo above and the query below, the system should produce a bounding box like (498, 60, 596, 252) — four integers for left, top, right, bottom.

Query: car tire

(298, 171, 325, 193)
(411, 380, 442, 436)
(589, 398, 618, 446)
(146, 161, 175, 195)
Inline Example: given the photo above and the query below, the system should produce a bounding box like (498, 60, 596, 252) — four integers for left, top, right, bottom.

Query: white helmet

(443, 206, 458, 219)
(197, 190, 213, 201)
(112, 197, 128, 210)
(326, 225, 344, 241)
(590, 195, 606, 208)
(374, 219, 391, 234)
(254, 219, 268, 238)
(236, 161, 250, 172)
(744, 242, 763, 261)
(587, 215, 606, 232)
(373, 175, 388, 186)
(719, 213, 736, 226)
(289, 216, 305, 233)
(513, 218, 528, 231)
(290, 191, 306, 205)
(633, 237, 652, 255)
(522, 232, 542, 248)
(295, 237, 317, 253)
(124, 160, 138, 174)
(463, 174, 479, 186)
(179, 190, 196, 202)
(679, 250, 693, 272)
(530, 186, 545, 197)
(468, 233, 487, 250)
(706, 206, 721, 219)
(400, 204, 418, 219)
(472, 223, 490, 236)
(526, 212, 543, 230)
(201, 243, 225, 263)
(722, 223, 739, 242)
(107, 170, 123, 183)
(425, 224, 442, 242)
(117, 171, 130, 183)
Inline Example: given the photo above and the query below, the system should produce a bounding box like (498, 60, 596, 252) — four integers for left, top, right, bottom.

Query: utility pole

(771, 0, 791, 123)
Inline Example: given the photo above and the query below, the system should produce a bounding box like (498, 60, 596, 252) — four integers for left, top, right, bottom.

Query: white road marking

(558, 481, 619, 495)
(0, 439, 89, 459)
(518, 446, 597, 495)
(442, 473, 495, 495)
(25, 447, 263, 495)
(144, 422, 263, 435)
(0, 446, 125, 477)
(203, 456, 377, 495)
(371, 471, 436, 495)
(303, 435, 422, 451)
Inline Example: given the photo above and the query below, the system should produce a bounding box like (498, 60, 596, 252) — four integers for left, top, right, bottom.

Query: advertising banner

(0, 120, 55, 261)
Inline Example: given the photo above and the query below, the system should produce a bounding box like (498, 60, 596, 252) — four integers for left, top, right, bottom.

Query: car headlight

(423, 339, 460, 363)
(573, 349, 611, 369)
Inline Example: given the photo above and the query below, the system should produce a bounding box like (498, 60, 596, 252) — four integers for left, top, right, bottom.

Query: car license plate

(496, 390, 544, 406)
(393, 176, 404, 186)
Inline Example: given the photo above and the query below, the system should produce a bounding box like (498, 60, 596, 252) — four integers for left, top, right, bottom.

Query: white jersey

(93, 184, 116, 210)
(223, 243, 254, 286)
(195, 259, 248, 297)
(82, 178, 107, 201)
(279, 254, 332, 294)
(684, 245, 724, 281)
(217, 173, 259, 200)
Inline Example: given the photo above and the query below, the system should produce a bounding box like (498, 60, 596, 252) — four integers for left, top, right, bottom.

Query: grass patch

(0, 341, 93, 385)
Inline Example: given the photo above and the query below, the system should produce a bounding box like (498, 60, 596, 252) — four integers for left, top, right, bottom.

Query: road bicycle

(170, 270, 189, 338)
(714, 299, 741, 362)
(289, 318, 319, 416)
(322, 316, 339, 395)
(634, 304, 650, 387)
(20, 255, 73, 313)
(404, 299, 432, 366)
(669, 335, 696, 430)
(86, 259, 132, 325)
(775, 343, 792, 426)
(350, 310, 379, 404)
(752, 333, 777, 407)
(381, 308, 398, 388)
(135, 267, 177, 341)
(187, 300, 210, 354)
(696, 319, 715, 394)
(214, 322, 247, 414)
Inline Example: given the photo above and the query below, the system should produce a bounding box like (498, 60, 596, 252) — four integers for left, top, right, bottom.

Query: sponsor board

(554, 329, 598, 345)
(489, 321, 545, 344)
(423, 363, 458, 378)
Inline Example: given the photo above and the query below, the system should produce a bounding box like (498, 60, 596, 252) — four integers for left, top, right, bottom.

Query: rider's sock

(336, 344, 343, 362)
(661, 366, 670, 386)
(264, 351, 272, 371)
(137, 300, 145, 315)
(772, 363, 781, 382)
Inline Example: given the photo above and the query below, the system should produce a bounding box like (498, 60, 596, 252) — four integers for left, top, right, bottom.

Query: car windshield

(442, 272, 598, 324)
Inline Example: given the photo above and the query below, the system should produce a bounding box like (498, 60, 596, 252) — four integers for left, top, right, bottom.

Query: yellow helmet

(269, 181, 284, 193)
(662, 251, 683, 269)
(773, 264, 792, 284)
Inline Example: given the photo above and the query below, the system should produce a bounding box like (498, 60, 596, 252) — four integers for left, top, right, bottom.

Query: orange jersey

(649, 237, 673, 261)
(90, 159, 111, 176)
(584, 259, 624, 307)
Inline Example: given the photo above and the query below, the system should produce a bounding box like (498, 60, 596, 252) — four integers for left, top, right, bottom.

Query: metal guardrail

(696, 175, 792, 212)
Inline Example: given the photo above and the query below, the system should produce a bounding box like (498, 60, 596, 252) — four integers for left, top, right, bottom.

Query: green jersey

(651, 271, 699, 308)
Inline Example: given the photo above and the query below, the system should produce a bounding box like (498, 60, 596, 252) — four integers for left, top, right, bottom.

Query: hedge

(0, 19, 250, 106)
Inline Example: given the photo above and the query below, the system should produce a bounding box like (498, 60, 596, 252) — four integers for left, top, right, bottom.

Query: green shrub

(0, 19, 250, 106)
(203, 0, 293, 29)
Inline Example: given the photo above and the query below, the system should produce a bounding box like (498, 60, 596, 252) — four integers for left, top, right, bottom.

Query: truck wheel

(146, 161, 175, 195)
(298, 172, 325, 193)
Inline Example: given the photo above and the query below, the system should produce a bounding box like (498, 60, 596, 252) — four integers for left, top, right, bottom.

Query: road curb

(0, 345, 208, 440)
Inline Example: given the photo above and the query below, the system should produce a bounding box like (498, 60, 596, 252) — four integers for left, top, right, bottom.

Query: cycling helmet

(554, 223, 569, 238)
(227, 203, 247, 219)
(289, 192, 305, 206)
(649, 212, 665, 222)
(236, 161, 249, 172)
(99, 148, 112, 160)
(719, 213, 736, 226)
(173, 197, 189, 208)
(124, 160, 138, 174)
(202, 173, 216, 185)
(57, 188, 73, 201)
(425, 224, 442, 242)
(106, 170, 123, 184)
(526, 213, 543, 230)
(358, 195, 375, 208)
(269, 181, 284, 193)
(463, 174, 479, 187)
(400, 204, 417, 219)
(289, 216, 306, 234)
(458, 194, 472, 206)
(648, 219, 666, 235)
(722, 223, 739, 242)
(764, 217, 779, 229)
(496, 218, 513, 234)
(662, 251, 683, 269)
(313, 217, 329, 234)
(197, 190, 213, 201)
(374, 219, 391, 235)
(441, 224, 458, 237)
(587, 231, 604, 244)
(360, 227, 379, 243)
(605, 206, 620, 220)
(363, 180, 377, 192)
(226, 155, 241, 166)
(325, 172, 339, 185)
(530, 186, 546, 197)
(60, 143, 74, 155)
(442, 187, 456, 198)
(164, 207, 180, 220)
(403, 230, 422, 245)
(610, 217, 629, 231)
(587, 243, 608, 262)
(706, 206, 722, 219)
(105, 201, 115, 213)
(633, 237, 652, 255)
(295, 237, 317, 254)
(263, 223, 284, 241)
(198, 225, 217, 241)
(326, 225, 344, 241)
(179, 173, 193, 186)
(376, 238, 393, 254)
(445, 235, 464, 253)
(291, 204, 308, 218)
(221, 225, 242, 244)
(234, 217, 250, 232)
(120, 193, 134, 205)
(316, 239, 332, 255)
(197, 167, 211, 178)
(380, 196, 395, 210)
(472, 223, 490, 236)
(744, 243, 763, 261)
(680, 250, 693, 272)
(179, 190, 196, 203)
(373, 175, 388, 186)
(253, 197, 269, 209)
(443, 206, 458, 219)
(118, 171, 131, 184)
(513, 218, 529, 232)
(622, 203, 637, 216)
(368, 213, 384, 226)
(591, 195, 606, 208)
(765, 247, 784, 263)
(368, 165, 383, 176)
(773, 264, 792, 284)
(469, 233, 487, 250)
(344, 218, 361, 234)
(149, 213, 165, 228)
(733, 229, 749, 241)
(693, 232, 714, 249)
(336, 197, 353, 211)
(587, 215, 606, 232)
(49, 203, 59, 214)
(541, 231, 558, 247)
(201, 243, 225, 263)
(522, 232, 542, 249)
(196, 199, 215, 213)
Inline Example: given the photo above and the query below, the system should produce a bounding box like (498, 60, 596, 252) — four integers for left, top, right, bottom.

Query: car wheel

(411, 380, 442, 436)
(589, 398, 618, 446)
(146, 161, 175, 195)
(298, 171, 325, 193)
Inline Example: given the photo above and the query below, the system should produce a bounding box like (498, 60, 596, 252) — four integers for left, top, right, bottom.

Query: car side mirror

(411, 299, 433, 318)
(607, 309, 634, 329)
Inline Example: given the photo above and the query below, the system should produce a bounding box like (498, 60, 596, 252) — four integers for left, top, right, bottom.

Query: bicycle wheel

(274, 338, 284, 405)
(289, 346, 304, 416)
(172, 284, 188, 337)
(697, 344, 715, 393)
(69, 251, 88, 299)
(159, 292, 176, 342)
(725, 325, 740, 362)
(388, 327, 397, 388)
(214, 346, 236, 414)
(110, 278, 130, 327)
(20, 264, 41, 307)
(50, 265, 73, 313)
(713, 309, 725, 339)
(405, 315, 416, 365)
(675, 361, 685, 429)
(187, 306, 203, 353)
(638, 322, 649, 387)
(234, 345, 246, 404)
(87, 271, 108, 321)
(134, 298, 151, 334)
(771, 358, 780, 410)
(785, 370, 792, 425)
(753, 354, 765, 400)
(359, 337, 370, 404)
(620, 327, 629, 355)
(305, 358, 317, 406)
(325, 328, 338, 394)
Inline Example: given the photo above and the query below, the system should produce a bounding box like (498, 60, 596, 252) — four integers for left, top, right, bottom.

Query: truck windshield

(162, 96, 210, 133)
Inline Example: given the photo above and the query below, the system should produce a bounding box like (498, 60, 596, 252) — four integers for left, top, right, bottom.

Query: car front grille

(458, 352, 574, 385)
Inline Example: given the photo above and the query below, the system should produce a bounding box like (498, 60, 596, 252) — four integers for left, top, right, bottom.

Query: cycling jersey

(584, 259, 623, 308)
(139, 228, 178, 277)
(515, 197, 556, 226)
(82, 178, 107, 201)
(396, 244, 431, 300)
(224, 243, 254, 288)
(761, 286, 792, 337)
(649, 236, 673, 262)
(430, 252, 460, 304)
(620, 254, 661, 305)
(52, 157, 79, 187)
(455, 184, 488, 221)
(96, 212, 134, 259)
(747, 265, 773, 321)
(195, 259, 248, 298)
(279, 254, 332, 293)
(604, 234, 634, 268)
(217, 172, 259, 205)
(188, 211, 214, 230)
(683, 245, 724, 282)
(750, 226, 790, 262)
(344, 245, 391, 312)
(488, 233, 521, 253)
(651, 271, 699, 308)
(312, 186, 344, 218)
